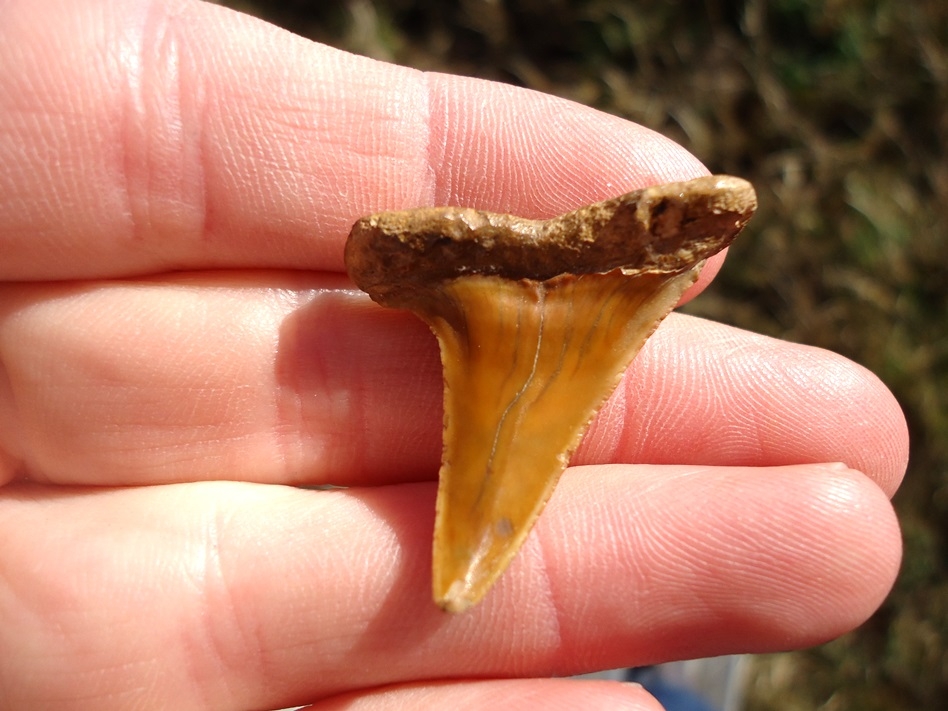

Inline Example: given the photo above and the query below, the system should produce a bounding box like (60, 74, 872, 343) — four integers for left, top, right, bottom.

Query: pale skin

(0, 1, 909, 710)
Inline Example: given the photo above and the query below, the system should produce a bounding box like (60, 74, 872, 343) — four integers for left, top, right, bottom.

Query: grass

(219, 1, 948, 707)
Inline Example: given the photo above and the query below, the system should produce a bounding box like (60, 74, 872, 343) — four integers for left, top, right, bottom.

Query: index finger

(0, 0, 712, 281)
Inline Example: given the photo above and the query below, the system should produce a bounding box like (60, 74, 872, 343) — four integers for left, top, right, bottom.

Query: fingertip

(854, 368, 910, 497)
(725, 463, 902, 643)
(779, 349, 909, 498)
(582, 315, 910, 496)
(537, 463, 903, 659)
(808, 465, 903, 622)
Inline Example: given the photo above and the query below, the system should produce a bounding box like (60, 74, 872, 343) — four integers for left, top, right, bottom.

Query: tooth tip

(436, 580, 477, 614)
(433, 528, 497, 613)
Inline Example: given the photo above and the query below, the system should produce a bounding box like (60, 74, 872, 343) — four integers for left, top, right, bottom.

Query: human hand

(0, 1, 908, 709)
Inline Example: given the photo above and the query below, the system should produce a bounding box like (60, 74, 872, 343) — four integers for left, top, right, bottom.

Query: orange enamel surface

(421, 270, 698, 612)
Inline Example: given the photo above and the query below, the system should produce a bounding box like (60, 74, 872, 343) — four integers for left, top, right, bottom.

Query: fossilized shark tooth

(345, 175, 757, 613)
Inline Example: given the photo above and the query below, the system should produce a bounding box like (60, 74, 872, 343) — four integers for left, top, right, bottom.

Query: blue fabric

(626, 667, 720, 711)
(644, 677, 719, 711)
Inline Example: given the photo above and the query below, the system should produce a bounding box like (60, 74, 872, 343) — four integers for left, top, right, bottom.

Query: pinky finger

(308, 678, 664, 711)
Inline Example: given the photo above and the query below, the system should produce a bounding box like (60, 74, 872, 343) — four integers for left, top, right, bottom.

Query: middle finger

(0, 273, 906, 489)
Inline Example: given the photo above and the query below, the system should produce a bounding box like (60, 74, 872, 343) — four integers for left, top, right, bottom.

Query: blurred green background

(218, 1, 946, 708)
